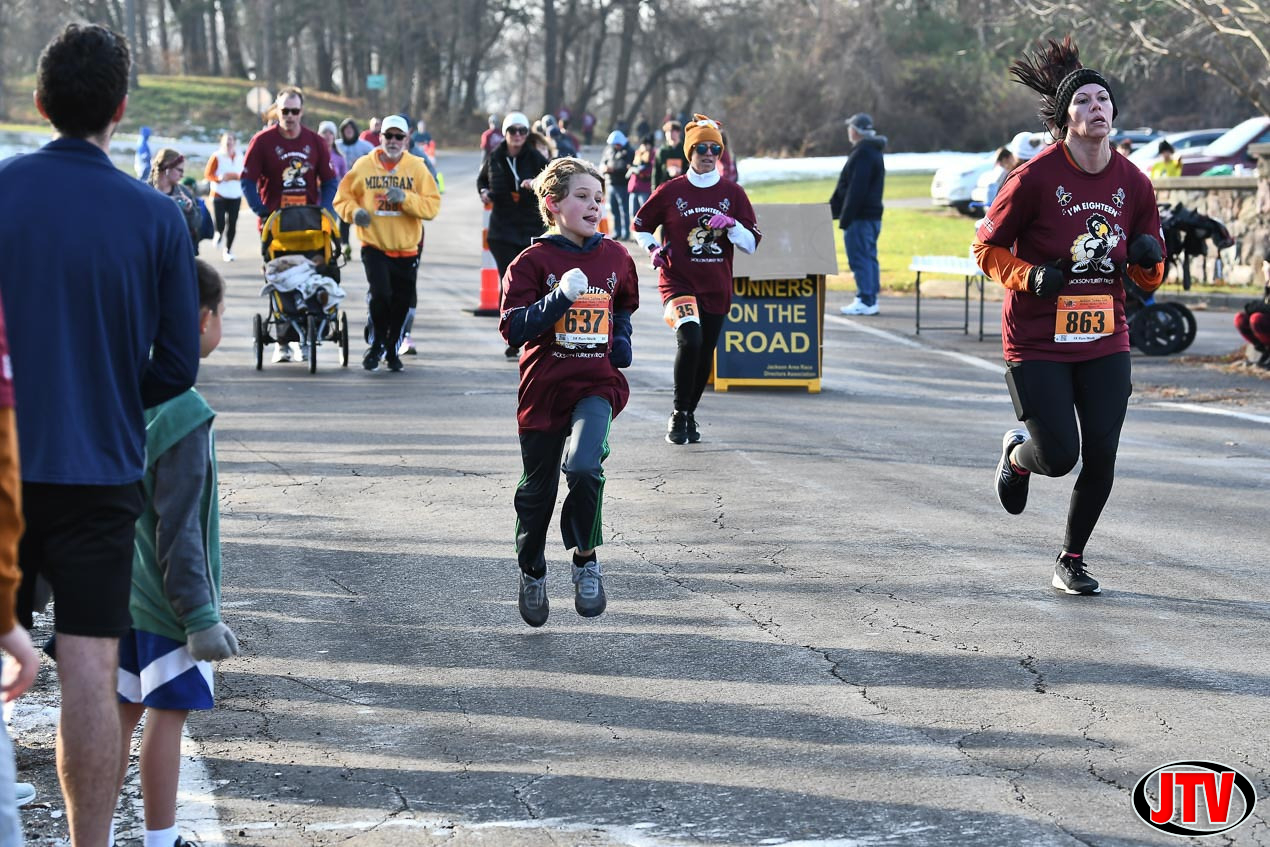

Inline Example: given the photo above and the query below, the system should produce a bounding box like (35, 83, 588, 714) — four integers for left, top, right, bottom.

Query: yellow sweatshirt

(335, 150, 440, 257)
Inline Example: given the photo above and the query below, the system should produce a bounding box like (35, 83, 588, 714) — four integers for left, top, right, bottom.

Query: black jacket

(829, 135, 886, 228)
(477, 141, 550, 246)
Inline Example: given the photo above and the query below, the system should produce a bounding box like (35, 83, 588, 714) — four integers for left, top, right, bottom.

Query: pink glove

(651, 244, 671, 270)
(707, 214, 735, 230)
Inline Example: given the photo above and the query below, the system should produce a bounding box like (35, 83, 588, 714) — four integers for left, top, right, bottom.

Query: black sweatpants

(361, 246, 419, 354)
(514, 396, 612, 577)
(674, 311, 726, 412)
(1005, 352, 1131, 555)
(213, 196, 240, 251)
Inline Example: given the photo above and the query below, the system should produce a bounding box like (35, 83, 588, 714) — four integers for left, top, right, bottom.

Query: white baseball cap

(1009, 130, 1044, 161)
(380, 115, 409, 136)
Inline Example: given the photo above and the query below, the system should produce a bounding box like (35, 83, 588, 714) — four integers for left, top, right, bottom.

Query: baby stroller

(1124, 277, 1196, 356)
(254, 206, 350, 374)
(1159, 202, 1235, 291)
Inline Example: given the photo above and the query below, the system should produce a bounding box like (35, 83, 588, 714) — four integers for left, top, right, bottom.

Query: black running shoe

(505, 345, 521, 359)
(518, 571, 549, 627)
(572, 558, 607, 618)
(362, 345, 383, 371)
(1052, 554, 1100, 595)
(685, 412, 701, 443)
(995, 429, 1030, 515)
(666, 411, 689, 445)
(385, 353, 404, 372)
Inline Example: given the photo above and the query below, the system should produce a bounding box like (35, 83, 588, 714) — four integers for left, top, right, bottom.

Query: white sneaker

(399, 335, 416, 356)
(213, 233, 222, 249)
(272, 343, 292, 363)
(14, 782, 34, 807)
(291, 341, 307, 361)
(223, 249, 235, 262)
(840, 299, 879, 316)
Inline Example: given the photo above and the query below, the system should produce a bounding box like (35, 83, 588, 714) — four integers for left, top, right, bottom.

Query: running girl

(499, 158, 639, 626)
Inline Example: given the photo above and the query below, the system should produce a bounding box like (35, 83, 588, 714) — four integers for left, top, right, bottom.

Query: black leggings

(361, 246, 419, 354)
(674, 311, 726, 412)
(212, 196, 240, 250)
(1005, 352, 1131, 555)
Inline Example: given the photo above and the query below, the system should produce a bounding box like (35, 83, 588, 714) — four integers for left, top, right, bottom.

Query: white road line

(1149, 401, 1270, 425)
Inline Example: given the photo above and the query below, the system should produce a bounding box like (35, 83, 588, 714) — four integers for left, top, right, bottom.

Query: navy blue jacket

(829, 135, 886, 227)
(0, 138, 200, 484)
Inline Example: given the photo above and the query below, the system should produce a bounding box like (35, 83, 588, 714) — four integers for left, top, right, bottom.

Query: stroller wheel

(253, 314, 264, 370)
(307, 315, 318, 374)
(1163, 302, 1197, 352)
(1130, 303, 1186, 356)
(340, 312, 350, 367)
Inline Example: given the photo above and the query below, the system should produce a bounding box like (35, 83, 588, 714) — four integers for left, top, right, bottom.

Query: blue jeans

(608, 185, 630, 239)
(628, 190, 649, 225)
(844, 220, 882, 306)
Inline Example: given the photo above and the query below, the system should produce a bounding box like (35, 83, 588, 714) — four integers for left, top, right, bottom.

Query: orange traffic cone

(471, 204, 501, 316)
(598, 216, 611, 236)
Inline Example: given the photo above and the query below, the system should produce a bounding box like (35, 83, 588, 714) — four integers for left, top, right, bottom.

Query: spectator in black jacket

(829, 113, 886, 315)
(478, 111, 550, 357)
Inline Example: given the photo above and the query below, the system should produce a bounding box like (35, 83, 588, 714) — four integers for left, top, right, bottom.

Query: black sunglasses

(506, 126, 529, 136)
(280, 107, 302, 116)
(693, 142, 723, 156)
(382, 131, 407, 141)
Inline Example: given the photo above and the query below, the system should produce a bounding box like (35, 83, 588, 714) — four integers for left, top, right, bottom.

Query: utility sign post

(245, 86, 272, 123)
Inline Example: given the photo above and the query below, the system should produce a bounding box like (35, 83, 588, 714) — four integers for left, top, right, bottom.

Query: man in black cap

(829, 113, 886, 315)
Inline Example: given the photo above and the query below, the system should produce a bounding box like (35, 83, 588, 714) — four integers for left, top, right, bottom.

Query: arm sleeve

(332, 166, 362, 223)
(241, 178, 265, 217)
(0, 409, 22, 633)
(204, 154, 219, 184)
(477, 157, 491, 194)
(319, 178, 337, 218)
(728, 221, 757, 254)
(828, 162, 848, 219)
(142, 218, 201, 408)
(1125, 177, 1166, 294)
(151, 425, 218, 633)
(501, 287, 573, 347)
(634, 231, 658, 252)
(973, 241, 1032, 293)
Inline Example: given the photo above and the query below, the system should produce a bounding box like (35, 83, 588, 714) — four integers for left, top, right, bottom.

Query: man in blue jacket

(829, 113, 886, 316)
(0, 23, 199, 846)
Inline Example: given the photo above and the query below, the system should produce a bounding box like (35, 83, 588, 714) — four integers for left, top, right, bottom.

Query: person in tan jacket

(334, 114, 441, 372)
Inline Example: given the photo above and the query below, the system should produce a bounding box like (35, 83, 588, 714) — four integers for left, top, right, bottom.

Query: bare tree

(1015, 0, 1270, 117)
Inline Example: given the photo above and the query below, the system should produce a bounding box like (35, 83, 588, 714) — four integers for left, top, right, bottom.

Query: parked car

(1108, 127, 1162, 152)
(1180, 116, 1270, 175)
(930, 155, 994, 215)
(1127, 129, 1228, 174)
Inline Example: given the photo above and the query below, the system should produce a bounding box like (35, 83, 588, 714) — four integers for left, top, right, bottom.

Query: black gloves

(1028, 263, 1064, 298)
(1127, 233, 1163, 269)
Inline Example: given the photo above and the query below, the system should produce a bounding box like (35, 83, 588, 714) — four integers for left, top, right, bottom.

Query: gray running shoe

(995, 428, 1030, 514)
(572, 558, 606, 617)
(1052, 554, 1100, 595)
(518, 571, 549, 627)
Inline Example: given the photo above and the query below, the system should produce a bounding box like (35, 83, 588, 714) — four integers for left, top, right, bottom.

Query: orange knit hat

(684, 113, 724, 153)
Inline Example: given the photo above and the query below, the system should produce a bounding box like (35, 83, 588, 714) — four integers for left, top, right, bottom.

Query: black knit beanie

(1053, 68, 1117, 129)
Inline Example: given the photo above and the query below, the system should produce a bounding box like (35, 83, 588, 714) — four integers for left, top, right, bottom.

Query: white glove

(560, 268, 589, 301)
(187, 622, 240, 661)
(385, 186, 406, 204)
(353, 208, 372, 227)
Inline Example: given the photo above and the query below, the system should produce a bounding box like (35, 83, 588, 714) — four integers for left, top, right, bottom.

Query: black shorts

(17, 482, 144, 637)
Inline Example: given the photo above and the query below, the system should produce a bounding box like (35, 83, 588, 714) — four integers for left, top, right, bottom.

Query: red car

(1179, 116, 1270, 175)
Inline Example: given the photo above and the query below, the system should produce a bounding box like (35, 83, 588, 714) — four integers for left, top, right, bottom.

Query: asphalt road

(137, 150, 1270, 847)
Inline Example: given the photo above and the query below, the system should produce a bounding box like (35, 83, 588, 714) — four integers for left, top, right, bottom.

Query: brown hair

(276, 87, 305, 105)
(195, 259, 225, 312)
(149, 148, 184, 187)
(535, 157, 604, 227)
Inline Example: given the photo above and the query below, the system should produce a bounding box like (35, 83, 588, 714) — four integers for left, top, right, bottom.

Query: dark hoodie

(829, 133, 887, 228)
(477, 139, 550, 246)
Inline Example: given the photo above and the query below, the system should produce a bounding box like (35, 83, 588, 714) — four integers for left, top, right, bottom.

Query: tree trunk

(572, 7, 608, 117)
(607, 0, 638, 129)
(135, 0, 152, 73)
(624, 53, 693, 131)
(220, 0, 246, 78)
(314, 24, 334, 92)
(542, 0, 559, 116)
(157, 0, 171, 73)
(207, 3, 220, 76)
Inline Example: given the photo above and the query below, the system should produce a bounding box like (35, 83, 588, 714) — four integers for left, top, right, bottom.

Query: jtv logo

(1133, 761, 1257, 837)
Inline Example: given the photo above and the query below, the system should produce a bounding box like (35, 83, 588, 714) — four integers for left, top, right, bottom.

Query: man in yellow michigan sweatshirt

(335, 114, 441, 372)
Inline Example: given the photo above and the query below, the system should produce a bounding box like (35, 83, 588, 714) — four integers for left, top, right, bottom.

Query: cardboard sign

(714, 204, 835, 392)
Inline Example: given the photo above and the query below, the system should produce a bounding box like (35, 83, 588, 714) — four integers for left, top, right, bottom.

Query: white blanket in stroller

(260, 255, 346, 308)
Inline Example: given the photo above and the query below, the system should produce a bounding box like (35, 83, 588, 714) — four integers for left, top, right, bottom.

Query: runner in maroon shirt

(633, 114, 760, 445)
(499, 158, 638, 627)
(240, 88, 337, 219)
(973, 37, 1164, 596)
